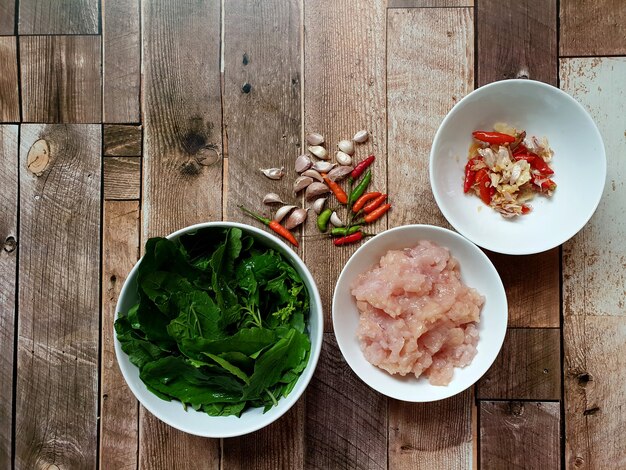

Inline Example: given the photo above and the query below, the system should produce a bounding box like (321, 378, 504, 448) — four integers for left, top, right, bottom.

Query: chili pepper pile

(465, 124, 557, 218)
(240, 130, 392, 247)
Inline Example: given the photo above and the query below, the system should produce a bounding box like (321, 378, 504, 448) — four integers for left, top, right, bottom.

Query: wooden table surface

(1, 0, 625, 469)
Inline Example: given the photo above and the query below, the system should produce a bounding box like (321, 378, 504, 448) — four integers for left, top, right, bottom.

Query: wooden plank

(0, 0, 15, 35)
(488, 251, 559, 328)
(103, 0, 141, 123)
(140, 0, 222, 464)
(18, 0, 98, 35)
(477, 328, 561, 400)
(0, 125, 18, 468)
(560, 1, 626, 56)
(20, 35, 101, 123)
(0, 37, 19, 122)
(104, 157, 141, 200)
(387, 8, 475, 470)
(389, 391, 473, 469)
(15, 124, 101, 469)
(303, 0, 387, 330)
(387, 7, 473, 230)
(560, 57, 626, 469)
(104, 124, 142, 156)
(476, 0, 560, 327)
(222, 0, 301, 246)
(100, 201, 140, 470)
(480, 401, 561, 469)
(142, 0, 223, 238)
(305, 334, 387, 469)
(388, 0, 473, 7)
(477, 0, 557, 85)
(221, 1, 305, 466)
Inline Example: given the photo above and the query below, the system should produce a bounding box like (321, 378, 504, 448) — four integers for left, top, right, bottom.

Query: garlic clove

(312, 160, 336, 173)
(353, 130, 369, 143)
(337, 140, 355, 155)
(330, 212, 344, 227)
(335, 151, 352, 166)
(293, 175, 314, 194)
(284, 208, 308, 230)
(295, 154, 312, 173)
(305, 182, 330, 200)
(260, 167, 285, 180)
(275, 205, 297, 223)
(308, 145, 329, 160)
(306, 132, 324, 146)
(311, 197, 327, 214)
(301, 169, 324, 182)
(263, 193, 284, 205)
(327, 165, 353, 181)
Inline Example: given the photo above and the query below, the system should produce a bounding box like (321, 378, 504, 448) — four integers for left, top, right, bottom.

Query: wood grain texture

(488, 251, 560, 328)
(103, 0, 141, 123)
(139, 408, 219, 470)
(100, 201, 140, 470)
(142, 0, 223, 238)
(223, 0, 301, 248)
(221, 2, 305, 465)
(140, 0, 222, 464)
(389, 391, 473, 469)
(476, 0, 560, 331)
(477, 0, 557, 85)
(104, 157, 141, 200)
(305, 334, 387, 469)
(0, 125, 18, 468)
(0, 0, 15, 35)
(560, 57, 626, 469)
(303, 0, 387, 330)
(20, 35, 101, 123)
(477, 328, 561, 400)
(388, 0, 473, 7)
(387, 9, 475, 470)
(104, 124, 142, 156)
(480, 401, 561, 469)
(18, 0, 98, 35)
(387, 7, 473, 229)
(0, 37, 19, 122)
(560, 0, 626, 56)
(15, 124, 101, 469)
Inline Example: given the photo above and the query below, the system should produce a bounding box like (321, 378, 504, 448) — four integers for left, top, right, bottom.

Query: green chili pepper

(330, 225, 362, 237)
(348, 169, 372, 206)
(317, 208, 333, 232)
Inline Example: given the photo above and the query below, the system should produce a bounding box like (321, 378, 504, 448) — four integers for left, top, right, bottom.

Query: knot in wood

(27, 139, 50, 176)
(577, 372, 592, 386)
(3, 236, 16, 252)
(574, 456, 585, 467)
(508, 401, 524, 416)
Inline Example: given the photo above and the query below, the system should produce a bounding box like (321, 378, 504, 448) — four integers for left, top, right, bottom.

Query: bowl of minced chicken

(332, 224, 507, 402)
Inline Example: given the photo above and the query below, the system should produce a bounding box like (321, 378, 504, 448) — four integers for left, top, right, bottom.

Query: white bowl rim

(429, 78, 607, 255)
(114, 221, 324, 437)
(332, 223, 508, 402)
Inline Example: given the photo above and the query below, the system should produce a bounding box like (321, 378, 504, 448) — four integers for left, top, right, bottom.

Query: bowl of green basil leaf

(114, 222, 323, 437)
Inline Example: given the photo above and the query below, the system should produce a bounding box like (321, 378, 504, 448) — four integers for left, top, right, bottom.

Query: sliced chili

(472, 131, 516, 145)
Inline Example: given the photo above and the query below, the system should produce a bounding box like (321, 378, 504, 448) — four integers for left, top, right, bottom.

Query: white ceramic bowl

(332, 224, 507, 402)
(430, 79, 606, 255)
(114, 222, 323, 437)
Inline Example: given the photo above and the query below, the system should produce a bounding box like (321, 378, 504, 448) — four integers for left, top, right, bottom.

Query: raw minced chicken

(351, 240, 484, 386)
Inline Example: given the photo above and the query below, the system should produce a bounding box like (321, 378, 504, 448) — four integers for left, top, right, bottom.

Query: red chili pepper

(475, 169, 493, 205)
(333, 231, 367, 246)
(363, 194, 387, 214)
(472, 131, 516, 145)
(463, 157, 483, 193)
(239, 205, 299, 247)
(532, 176, 557, 192)
(512, 144, 528, 157)
(321, 173, 348, 204)
(364, 203, 391, 223)
(352, 192, 381, 213)
(514, 154, 554, 175)
(350, 155, 375, 181)
(521, 204, 531, 215)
